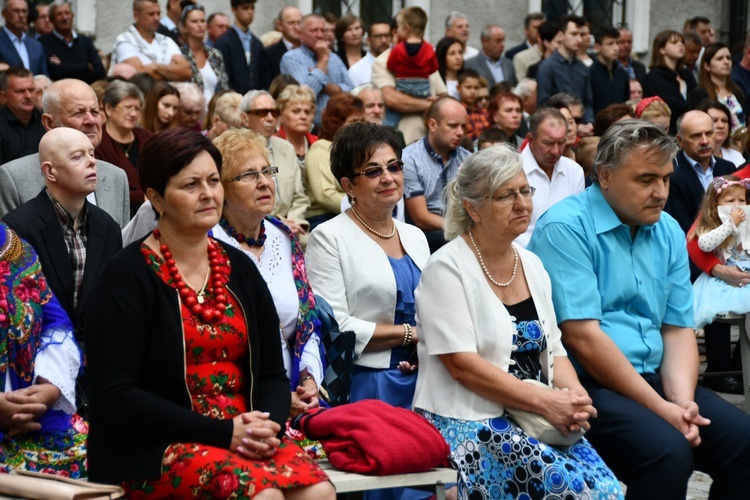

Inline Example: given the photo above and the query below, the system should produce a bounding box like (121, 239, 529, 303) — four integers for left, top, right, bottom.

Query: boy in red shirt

(387, 7, 438, 101)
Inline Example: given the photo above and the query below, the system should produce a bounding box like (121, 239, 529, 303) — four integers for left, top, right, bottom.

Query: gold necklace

(351, 207, 396, 239)
(468, 230, 518, 287)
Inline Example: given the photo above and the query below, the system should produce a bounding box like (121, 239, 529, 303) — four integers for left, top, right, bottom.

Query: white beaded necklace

(468, 229, 518, 287)
(351, 207, 396, 239)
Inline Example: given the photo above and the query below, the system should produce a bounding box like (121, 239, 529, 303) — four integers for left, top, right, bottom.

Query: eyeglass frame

(484, 186, 536, 205)
(244, 108, 281, 118)
(228, 166, 279, 183)
(351, 160, 404, 179)
(115, 103, 142, 114)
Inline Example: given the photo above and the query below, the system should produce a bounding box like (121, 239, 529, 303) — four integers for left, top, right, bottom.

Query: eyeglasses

(229, 166, 279, 183)
(485, 186, 536, 205)
(116, 104, 142, 114)
(352, 160, 404, 179)
(245, 108, 281, 118)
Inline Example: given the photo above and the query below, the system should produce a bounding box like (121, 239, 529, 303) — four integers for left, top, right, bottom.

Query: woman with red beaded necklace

(84, 128, 333, 499)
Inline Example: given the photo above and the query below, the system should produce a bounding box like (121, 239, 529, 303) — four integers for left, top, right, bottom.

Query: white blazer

(412, 237, 567, 420)
(306, 213, 430, 369)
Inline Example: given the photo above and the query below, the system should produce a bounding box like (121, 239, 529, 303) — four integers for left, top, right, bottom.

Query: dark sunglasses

(353, 160, 404, 179)
(246, 108, 281, 118)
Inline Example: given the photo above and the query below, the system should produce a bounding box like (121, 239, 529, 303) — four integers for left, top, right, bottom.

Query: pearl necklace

(468, 230, 518, 287)
(350, 207, 396, 239)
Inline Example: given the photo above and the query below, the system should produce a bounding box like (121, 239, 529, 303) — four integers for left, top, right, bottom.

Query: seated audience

(630, 78, 643, 100)
(477, 126, 510, 150)
(696, 98, 746, 167)
(412, 145, 622, 499)
(172, 81, 204, 130)
(304, 93, 363, 230)
(689, 42, 748, 129)
(634, 95, 672, 133)
(212, 128, 322, 417)
(488, 92, 523, 148)
(0, 78, 130, 228)
(0, 221, 86, 477)
(575, 135, 600, 182)
(141, 80, 180, 134)
(180, 3, 229, 108)
(110, 0, 191, 81)
(240, 90, 309, 236)
(96, 80, 153, 218)
(268, 73, 299, 100)
(32, 74, 50, 111)
(458, 69, 489, 141)
(644, 30, 695, 134)
(84, 128, 335, 499)
(204, 90, 242, 140)
(528, 119, 750, 498)
(275, 84, 317, 167)
(0, 66, 46, 164)
(543, 93, 582, 160)
(40, 0, 105, 83)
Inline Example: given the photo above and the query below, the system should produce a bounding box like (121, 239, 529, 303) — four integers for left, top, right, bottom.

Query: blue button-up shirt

(528, 184, 693, 375)
(279, 44, 353, 127)
(3, 26, 29, 69)
(682, 151, 716, 192)
(536, 50, 595, 124)
(231, 24, 252, 65)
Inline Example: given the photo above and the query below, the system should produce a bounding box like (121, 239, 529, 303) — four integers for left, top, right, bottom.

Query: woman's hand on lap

(231, 411, 281, 459)
(540, 389, 596, 436)
(290, 381, 319, 417)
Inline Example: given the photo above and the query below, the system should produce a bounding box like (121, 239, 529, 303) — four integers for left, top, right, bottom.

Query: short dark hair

(368, 21, 390, 38)
(488, 92, 523, 128)
(696, 98, 734, 136)
(230, 0, 256, 8)
(330, 122, 402, 184)
(457, 68, 481, 85)
(425, 96, 461, 124)
(560, 14, 587, 33)
(594, 103, 635, 136)
(478, 127, 510, 146)
(546, 92, 582, 109)
(683, 30, 702, 46)
(0, 66, 32, 90)
(524, 12, 546, 29)
(139, 128, 223, 198)
(688, 16, 711, 30)
(594, 26, 620, 46)
(207, 11, 227, 24)
(537, 20, 560, 44)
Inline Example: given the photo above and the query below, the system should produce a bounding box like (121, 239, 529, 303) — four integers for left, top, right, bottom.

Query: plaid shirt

(47, 189, 88, 314)
(463, 104, 489, 141)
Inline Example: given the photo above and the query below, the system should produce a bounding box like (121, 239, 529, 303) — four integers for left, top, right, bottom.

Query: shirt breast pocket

(651, 277, 674, 321)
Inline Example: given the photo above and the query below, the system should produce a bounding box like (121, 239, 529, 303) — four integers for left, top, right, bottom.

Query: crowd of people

(2, 0, 750, 498)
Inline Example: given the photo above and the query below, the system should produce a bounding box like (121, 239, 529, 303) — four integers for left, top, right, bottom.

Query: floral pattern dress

(0, 223, 87, 478)
(124, 242, 328, 499)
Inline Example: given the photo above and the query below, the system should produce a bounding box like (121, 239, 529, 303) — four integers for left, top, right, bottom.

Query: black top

(84, 239, 289, 483)
(39, 32, 106, 84)
(589, 57, 631, 114)
(643, 65, 697, 134)
(0, 107, 45, 165)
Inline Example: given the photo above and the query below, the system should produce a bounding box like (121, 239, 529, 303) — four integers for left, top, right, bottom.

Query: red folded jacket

(291, 399, 450, 475)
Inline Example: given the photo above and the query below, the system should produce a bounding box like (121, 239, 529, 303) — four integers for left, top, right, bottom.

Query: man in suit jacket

(0, 0, 48, 75)
(3, 128, 122, 338)
(215, 0, 270, 94)
(505, 12, 545, 62)
(240, 90, 309, 237)
(265, 6, 301, 82)
(665, 110, 737, 234)
(616, 27, 646, 84)
(465, 24, 516, 88)
(0, 79, 130, 227)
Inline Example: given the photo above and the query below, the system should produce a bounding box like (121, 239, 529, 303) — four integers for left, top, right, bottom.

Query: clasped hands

(657, 399, 711, 447)
(541, 388, 597, 436)
(231, 411, 282, 460)
(0, 381, 61, 436)
(290, 377, 320, 418)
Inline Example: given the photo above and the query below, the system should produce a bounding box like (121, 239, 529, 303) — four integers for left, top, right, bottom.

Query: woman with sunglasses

(180, 4, 229, 108)
(307, 121, 430, 422)
(95, 80, 153, 218)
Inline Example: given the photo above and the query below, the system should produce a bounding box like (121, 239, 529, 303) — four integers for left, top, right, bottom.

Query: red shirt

(387, 41, 438, 79)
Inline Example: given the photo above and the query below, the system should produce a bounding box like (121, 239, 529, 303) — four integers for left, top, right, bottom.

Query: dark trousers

(704, 322, 742, 372)
(582, 374, 750, 499)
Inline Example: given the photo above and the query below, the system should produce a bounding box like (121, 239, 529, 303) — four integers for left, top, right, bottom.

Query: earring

(160, 211, 165, 218)
(351, 198, 356, 206)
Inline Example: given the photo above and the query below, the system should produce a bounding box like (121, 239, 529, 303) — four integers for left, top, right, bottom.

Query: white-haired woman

(412, 145, 623, 499)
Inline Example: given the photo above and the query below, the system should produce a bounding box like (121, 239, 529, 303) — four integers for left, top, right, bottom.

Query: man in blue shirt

(528, 119, 750, 498)
(280, 14, 352, 128)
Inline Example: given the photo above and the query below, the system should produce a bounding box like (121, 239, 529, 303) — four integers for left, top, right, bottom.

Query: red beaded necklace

(153, 229, 229, 324)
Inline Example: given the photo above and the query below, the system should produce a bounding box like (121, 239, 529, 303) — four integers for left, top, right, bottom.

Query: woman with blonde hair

(204, 91, 243, 141)
(276, 85, 318, 164)
(634, 96, 672, 134)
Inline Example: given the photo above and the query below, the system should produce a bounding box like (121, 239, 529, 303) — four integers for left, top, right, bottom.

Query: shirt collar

(588, 184, 656, 235)
(522, 145, 566, 177)
(231, 24, 251, 39)
(282, 38, 294, 51)
(46, 188, 87, 230)
(160, 16, 176, 31)
(423, 135, 458, 164)
(683, 150, 715, 172)
(3, 26, 25, 43)
(53, 29, 77, 42)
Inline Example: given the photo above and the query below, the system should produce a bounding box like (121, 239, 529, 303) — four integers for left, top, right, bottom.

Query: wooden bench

(712, 312, 750, 414)
(318, 460, 456, 499)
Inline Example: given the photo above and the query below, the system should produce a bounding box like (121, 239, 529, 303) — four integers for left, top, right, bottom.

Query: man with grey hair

(513, 78, 537, 134)
(464, 24, 516, 87)
(444, 11, 478, 60)
(40, 0, 105, 83)
(240, 90, 309, 237)
(0, 78, 130, 228)
(529, 119, 750, 497)
(506, 11, 546, 61)
(351, 83, 385, 124)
